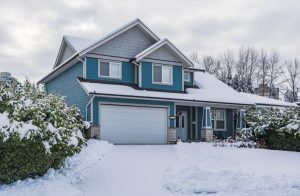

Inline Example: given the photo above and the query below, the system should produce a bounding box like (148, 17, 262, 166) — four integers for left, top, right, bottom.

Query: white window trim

(184, 73, 191, 82)
(211, 109, 226, 131)
(152, 64, 173, 85)
(98, 59, 122, 79)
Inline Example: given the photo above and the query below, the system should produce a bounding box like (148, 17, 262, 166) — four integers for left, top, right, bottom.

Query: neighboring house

(0, 72, 13, 84)
(39, 19, 296, 144)
(254, 83, 279, 99)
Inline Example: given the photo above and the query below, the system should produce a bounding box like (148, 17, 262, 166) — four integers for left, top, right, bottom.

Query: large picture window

(152, 64, 173, 85)
(211, 110, 226, 130)
(98, 60, 122, 79)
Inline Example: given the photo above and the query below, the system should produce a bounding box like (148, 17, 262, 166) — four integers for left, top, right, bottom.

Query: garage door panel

(100, 105, 168, 144)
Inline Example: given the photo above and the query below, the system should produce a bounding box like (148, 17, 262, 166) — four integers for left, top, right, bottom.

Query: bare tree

(190, 51, 200, 64)
(257, 49, 270, 96)
(284, 59, 300, 102)
(202, 55, 216, 74)
(268, 49, 282, 98)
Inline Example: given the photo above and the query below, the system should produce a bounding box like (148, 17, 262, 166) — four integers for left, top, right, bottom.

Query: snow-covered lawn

(165, 142, 300, 196)
(1, 142, 300, 196)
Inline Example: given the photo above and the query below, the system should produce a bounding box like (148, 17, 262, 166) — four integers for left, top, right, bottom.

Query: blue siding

(214, 109, 234, 139)
(141, 62, 183, 91)
(92, 97, 175, 127)
(86, 57, 135, 84)
(184, 72, 194, 87)
(45, 62, 89, 118)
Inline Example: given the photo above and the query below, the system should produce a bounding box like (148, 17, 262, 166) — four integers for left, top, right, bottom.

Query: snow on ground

(164, 142, 300, 196)
(80, 145, 176, 196)
(1, 142, 300, 196)
(0, 140, 113, 196)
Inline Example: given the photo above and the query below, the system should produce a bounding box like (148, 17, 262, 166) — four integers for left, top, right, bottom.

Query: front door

(176, 112, 188, 141)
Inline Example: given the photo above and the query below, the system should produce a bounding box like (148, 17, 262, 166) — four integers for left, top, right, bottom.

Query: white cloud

(0, 0, 299, 82)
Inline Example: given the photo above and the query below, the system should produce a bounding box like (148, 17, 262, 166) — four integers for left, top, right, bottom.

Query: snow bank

(0, 140, 113, 196)
(164, 142, 300, 195)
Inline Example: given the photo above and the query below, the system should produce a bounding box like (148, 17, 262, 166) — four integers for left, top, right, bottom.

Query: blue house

(39, 19, 295, 144)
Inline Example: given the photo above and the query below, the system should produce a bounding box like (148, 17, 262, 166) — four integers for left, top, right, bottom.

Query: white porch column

(201, 107, 213, 141)
(236, 109, 246, 130)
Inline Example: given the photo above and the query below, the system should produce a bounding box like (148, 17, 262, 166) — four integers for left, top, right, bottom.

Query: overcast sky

(0, 0, 299, 83)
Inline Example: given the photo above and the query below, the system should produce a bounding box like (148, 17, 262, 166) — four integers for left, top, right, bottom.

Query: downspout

(77, 56, 86, 79)
(130, 59, 141, 87)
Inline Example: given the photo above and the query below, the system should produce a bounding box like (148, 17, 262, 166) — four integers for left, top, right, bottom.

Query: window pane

(100, 62, 109, 76)
(110, 63, 120, 77)
(216, 120, 225, 129)
(216, 111, 225, 120)
(212, 120, 215, 129)
(162, 67, 172, 84)
(153, 66, 162, 82)
(184, 73, 190, 81)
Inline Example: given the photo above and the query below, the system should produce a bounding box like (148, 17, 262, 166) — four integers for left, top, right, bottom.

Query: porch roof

(79, 79, 255, 107)
(79, 71, 296, 107)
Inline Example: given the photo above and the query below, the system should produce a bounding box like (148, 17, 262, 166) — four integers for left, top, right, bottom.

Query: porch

(175, 103, 246, 142)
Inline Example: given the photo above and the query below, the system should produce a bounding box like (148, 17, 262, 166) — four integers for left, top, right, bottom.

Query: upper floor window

(211, 110, 226, 130)
(152, 64, 173, 85)
(98, 60, 122, 79)
(184, 73, 191, 82)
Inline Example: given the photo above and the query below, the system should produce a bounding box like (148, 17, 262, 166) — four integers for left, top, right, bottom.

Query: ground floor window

(211, 110, 226, 130)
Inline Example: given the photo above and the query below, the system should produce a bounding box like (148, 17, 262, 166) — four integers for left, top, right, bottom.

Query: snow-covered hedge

(244, 106, 300, 151)
(0, 80, 88, 184)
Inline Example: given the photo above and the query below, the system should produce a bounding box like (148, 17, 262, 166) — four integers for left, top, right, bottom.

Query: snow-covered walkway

(80, 145, 175, 196)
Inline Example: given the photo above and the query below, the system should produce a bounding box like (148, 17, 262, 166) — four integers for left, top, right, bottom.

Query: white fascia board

(135, 39, 194, 68)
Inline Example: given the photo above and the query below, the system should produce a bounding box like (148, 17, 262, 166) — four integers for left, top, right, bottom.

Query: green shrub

(0, 80, 88, 184)
(244, 106, 300, 151)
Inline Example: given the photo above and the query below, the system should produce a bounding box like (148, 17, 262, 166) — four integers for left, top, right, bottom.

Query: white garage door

(100, 104, 168, 144)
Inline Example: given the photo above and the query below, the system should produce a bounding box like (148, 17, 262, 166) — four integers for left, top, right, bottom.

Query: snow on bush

(164, 142, 300, 195)
(0, 140, 113, 196)
(244, 106, 300, 151)
(0, 80, 89, 184)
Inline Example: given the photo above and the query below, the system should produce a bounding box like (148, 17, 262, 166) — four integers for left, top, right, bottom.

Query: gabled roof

(53, 35, 94, 68)
(78, 18, 160, 57)
(134, 38, 194, 68)
(39, 18, 160, 84)
(64, 35, 94, 52)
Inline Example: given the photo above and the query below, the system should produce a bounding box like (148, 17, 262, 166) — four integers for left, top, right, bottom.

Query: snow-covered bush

(244, 106, 300, 151)
(213, 134, 257, 148)
(0, 80, 88, 184)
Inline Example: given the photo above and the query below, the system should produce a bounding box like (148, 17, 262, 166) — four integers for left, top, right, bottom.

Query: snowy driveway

(81, 145, 176, 196)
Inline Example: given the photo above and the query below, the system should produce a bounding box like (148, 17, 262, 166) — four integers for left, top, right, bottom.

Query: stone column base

(168, 128, 177, 144)
(88, 125, 100, 140)
(201, 128, 213, 142)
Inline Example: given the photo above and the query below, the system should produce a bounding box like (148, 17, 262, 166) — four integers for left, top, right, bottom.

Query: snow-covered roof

(239, 92, 297, 107)
(79, 72, 296, 107)
(64, 35, 94, 52)
(40, 19, 205, 84)
(79, 72, 254, 106)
